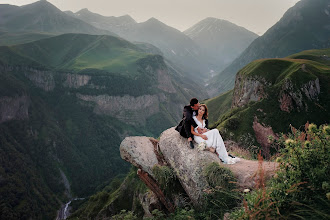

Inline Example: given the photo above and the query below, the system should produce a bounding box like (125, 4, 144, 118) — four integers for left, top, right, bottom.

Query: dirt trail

(222, 158, 278, 190)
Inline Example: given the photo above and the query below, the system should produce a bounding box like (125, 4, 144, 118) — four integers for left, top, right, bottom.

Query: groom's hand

(197, 127, 203, 134)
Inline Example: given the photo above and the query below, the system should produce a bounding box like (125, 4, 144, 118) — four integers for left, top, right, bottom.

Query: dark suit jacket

(175, 105, 198, 138)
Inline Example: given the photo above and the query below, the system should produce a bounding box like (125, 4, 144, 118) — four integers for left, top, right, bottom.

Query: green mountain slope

(208, 0, 330, 96)
(0, 31, 55, 46)
(0, 33, 206, 219)
(203, 90, 233, 127)
(213, 48, 330, 156)
(5, 34, 146, 76)
(68, 8, 214, 83)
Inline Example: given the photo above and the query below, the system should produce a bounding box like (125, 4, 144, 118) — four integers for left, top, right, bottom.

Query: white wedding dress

(193, 116, 239, 164)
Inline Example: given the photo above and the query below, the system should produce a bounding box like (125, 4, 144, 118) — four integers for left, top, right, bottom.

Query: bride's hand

(201, 135, 208, 140)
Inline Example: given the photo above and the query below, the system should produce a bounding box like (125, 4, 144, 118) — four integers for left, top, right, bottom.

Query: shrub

(201, 162, 240, 219)
(152, 165, 179, 196)
(230, 123, 330, 219)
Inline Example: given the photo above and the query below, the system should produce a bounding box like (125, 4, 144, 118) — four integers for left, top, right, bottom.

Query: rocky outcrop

(25, 70, 55, 91)
(232, 76, 269, 108)
(77, 94, 160, 125)
(120, 137, 160, 176)
(279, 78, 320, 112)
(253, 117, 279, 158)
(0, 95, 30, 123)
(63, 74, 91, 88)
(120, 127, 278, 210)
(159, 128, 219, 207)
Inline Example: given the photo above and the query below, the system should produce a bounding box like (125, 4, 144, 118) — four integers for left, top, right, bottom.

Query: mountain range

(1, 0, 330, 219)
(66, 7, 257, 83)
(208, 0, 330, 96)
(0, 32, 207, 219)
(184, 17, 258, 73)
(0, 0, 114, 35)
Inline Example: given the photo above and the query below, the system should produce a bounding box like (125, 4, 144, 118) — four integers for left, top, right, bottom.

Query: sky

(1, 0, 300, 35)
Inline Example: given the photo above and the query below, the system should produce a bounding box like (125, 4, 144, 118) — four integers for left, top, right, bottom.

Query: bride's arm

(191, 126, 208, 140)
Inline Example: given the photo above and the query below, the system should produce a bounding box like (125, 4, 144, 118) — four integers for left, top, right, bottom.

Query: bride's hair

(200, 104, 208, 119)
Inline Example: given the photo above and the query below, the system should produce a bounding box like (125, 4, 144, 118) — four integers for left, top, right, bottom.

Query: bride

(191, 104, 239, 164)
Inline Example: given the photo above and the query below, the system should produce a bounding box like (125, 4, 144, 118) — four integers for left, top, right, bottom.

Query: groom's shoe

(189, 141, 194, 149)
(228, 154, 235, 158)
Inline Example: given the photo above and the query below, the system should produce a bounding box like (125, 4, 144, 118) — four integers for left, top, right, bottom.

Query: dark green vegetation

(68, 167, 147, 219)
(0, 32, 204, 219)
(69, 163, 239, 220)
(212, 48, 330, 157)
(208, 0, 330, 96)
(231, 124, 330, 219)
(0, 31, 55, 46)
(0, 34, 146, 75)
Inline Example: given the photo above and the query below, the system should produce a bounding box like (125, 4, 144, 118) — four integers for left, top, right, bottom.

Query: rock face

(232, 71, 320, 112)
(232, 76, 269, 108)
(279, 78, 320, 112)
(120, 136, 159, 176)
(25, 70, 55, 91)
(63, 74, 91, 88)
(77, 94, 160, 125)
(253, 117, 279, 158)
(120, 127, 278, 210)
(0, 95, 30, 123)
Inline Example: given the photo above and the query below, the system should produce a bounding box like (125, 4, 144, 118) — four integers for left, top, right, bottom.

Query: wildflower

(308, 123, 317, 133)
(304, 141, 311, 148)
(267, 135, 274, 143)
(322, 182, 330, 191)
(285, 139, 295, 147)
(197, 142, 207, 152)
(276, 157, 282, 163)
(243, 189, 250, 193)
(323, 125, 330, 135)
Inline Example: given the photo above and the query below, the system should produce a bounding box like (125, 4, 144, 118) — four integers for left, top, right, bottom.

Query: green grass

(0, 34, 150, 78)
(0, 31, 55, 46)
(213, 48, 330, 156)
(203, 89, 233, 127)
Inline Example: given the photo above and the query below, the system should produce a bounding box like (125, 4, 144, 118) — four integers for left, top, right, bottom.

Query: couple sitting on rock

(175, 98, 240, 164)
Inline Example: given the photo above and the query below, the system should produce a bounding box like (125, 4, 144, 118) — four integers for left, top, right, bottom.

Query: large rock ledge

(120, 127, 277, 210)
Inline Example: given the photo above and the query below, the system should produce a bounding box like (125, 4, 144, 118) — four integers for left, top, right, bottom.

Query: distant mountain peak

(118, 14, 137, 23)
(77, 8, 90, 14)
(22, 0, 60, 12)
(146, 17, 161, 23)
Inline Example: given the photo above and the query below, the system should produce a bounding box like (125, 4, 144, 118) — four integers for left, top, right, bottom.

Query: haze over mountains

(0, 0, 114, 36)
(208, 0, 330, 96)
(65, 7, 258, 82)
(184, 17, 258, 73)
(0, 0, 329, 219)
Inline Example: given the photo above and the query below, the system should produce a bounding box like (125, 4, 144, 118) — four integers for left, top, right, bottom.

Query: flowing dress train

(193, 116, 237, 164)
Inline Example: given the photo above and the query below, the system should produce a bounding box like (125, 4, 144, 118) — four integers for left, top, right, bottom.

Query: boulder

(159, 127, 219, 207)
(120, 136, 159, 177)
(158, 127, 278, 206)
(120, 127, 278, 209)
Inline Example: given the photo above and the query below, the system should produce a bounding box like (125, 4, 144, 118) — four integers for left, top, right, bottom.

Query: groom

(175, 98, 200, 149)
